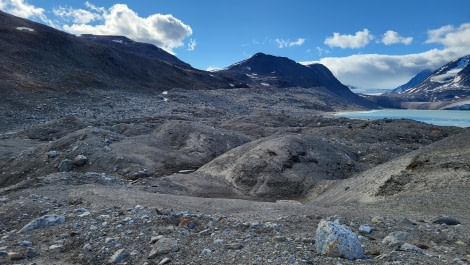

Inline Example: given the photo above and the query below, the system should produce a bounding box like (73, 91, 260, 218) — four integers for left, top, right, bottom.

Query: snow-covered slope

(391, 69, 432, 93)
(403, 55, 470, 101)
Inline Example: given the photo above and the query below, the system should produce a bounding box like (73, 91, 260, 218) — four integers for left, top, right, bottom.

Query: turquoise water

(335, 109, 470, 128)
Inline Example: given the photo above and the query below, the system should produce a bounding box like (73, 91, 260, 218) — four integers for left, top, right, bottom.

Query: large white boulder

(315, 220, 364, 260)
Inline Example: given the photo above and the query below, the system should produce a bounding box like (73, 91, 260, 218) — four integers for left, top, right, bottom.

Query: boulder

(73, 155, 88, 166)
(315, 220, 364, 260)
(58, 159, 73, 172)
(19, 214, 66, 233)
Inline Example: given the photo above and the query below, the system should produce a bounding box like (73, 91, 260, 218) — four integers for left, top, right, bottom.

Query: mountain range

(1, 10, 469, 110)
(375, 55, 470, 109)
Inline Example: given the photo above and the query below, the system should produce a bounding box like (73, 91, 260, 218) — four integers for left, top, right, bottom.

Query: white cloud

(187, 38, 196, 51)
(304, 23, 470, 92)
(382, 30, 413, 45)
(57, 3, 192, 54)
(302, 47, 468, 91)
(425, 23, 470, 48)
(324, 29, 373, 49)
(53, 6, 101, 24)
(275, 38, 305, 48)
(0, 0, 54, 26)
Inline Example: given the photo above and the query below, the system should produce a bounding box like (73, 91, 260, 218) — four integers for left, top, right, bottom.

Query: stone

(150, 235, 164, 244)
(47, 150, 60, 158)
(315, 220, 364, 260)
(158, 257, 171, 265)
(83, 244, 93, 251)
(399, 243, 424, 254)
(148, 238, 178, 259)
(49, 244, 63, 250)
(58, 159, 73, 172)
(108, 249, 128, 264)
(24, 247, 39, 258)
(224, 242, 244, 250)
(431, 216, 461, 225)
(382, 231, 413, 245)
(73, 155, 88, 166)
(359, 225, 373, 233)
(0, 196, 9, 203)
(200, 248, 212, 255)
(272, 236, 288, 242)
(6, 252, 24, 261)
(19, 214, 66, 233)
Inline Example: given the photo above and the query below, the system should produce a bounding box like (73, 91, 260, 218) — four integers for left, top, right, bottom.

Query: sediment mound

(166, 134, 361, 200)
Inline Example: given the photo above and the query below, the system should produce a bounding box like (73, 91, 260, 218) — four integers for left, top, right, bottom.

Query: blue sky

(1, 0, 470, 93)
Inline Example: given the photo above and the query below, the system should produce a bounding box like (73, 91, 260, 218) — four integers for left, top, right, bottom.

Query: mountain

(401, 55, 470, 101)
(218, 53, 375, 107)
(391, 69, 433, 93)
(0, 10, 376, 115)
(0, 10, 233, 92)
(79, 34, 192, 68)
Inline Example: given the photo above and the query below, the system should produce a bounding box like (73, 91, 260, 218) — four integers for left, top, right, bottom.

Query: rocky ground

(0, 87, 469, 264)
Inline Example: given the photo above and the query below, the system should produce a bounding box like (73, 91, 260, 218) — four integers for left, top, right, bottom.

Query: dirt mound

(311, 129, 470, 217)
(0, 119, 251, 187)
(165, 134, 361, 200)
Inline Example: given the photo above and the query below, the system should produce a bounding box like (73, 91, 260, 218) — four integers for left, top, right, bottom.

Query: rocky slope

(403, 55, 470, 101)
(0, 9, 469, 265)
(1, 86, 469, 264)
(372, 55, 470, 109)
(218, 53, 376, 108)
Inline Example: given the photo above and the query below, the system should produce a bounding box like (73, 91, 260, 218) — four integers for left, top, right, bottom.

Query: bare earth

(0, 87, 469, 264)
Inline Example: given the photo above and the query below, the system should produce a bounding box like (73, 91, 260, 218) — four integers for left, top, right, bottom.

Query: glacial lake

(335, 109, 470, 128)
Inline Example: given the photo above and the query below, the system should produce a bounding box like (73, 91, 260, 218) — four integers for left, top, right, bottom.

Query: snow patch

(112, 39, 124, 44)
(16, 26, 34, 32)
(261, 83, 270, 86)
(430, 57, 469, 84)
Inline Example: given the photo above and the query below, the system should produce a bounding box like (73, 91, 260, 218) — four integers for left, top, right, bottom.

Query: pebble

(6, 252, 24, 261)
(399, 242, 424, 254)
(108, 249, 128, 264)
(359, 224, 373, 233)
(148, 238, 179, 259)
(47, 150, 59, 158)
(16, 240, 32, 247)
(158, 257, 171, 265)
(382, 231, 413, 245)
(224, 242, 244, 250)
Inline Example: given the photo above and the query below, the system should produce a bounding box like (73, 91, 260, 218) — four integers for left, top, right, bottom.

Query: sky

(1, 0, 470, 94)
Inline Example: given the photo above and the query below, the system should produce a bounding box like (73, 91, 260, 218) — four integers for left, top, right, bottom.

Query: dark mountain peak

(219, 52, 376, 108)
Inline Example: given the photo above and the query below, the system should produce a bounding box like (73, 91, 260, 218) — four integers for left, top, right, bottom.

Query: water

(335, 109, 470, 128)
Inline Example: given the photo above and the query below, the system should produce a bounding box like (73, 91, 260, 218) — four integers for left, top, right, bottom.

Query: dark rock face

(218, 53, 376, 108)
(0, 10, 233, 93)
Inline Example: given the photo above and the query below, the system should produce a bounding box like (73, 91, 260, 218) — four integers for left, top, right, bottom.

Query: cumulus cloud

(303, 23, 470, 92)
(382, 30, 413, 45)
(324, 29, 373, 49)
(425, 23, 470, 48)
(56, 3, 192, 54)
(275, 38, 305, 48)
(0, 0, 54, 26)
